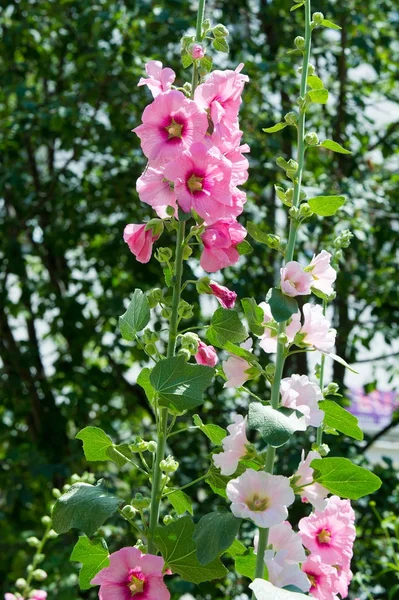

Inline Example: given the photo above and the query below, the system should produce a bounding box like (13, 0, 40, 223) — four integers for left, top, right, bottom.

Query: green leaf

(76, 427, 113, 462)
(266, 288, 298, 323)
(251, 579, 307, 599)
(137, 367, 156, 404)
(308, 195, 346, 216)
(241, 298, 265, 336)
(200, 55, 213, 72)
(70, 536, 110, 590)
(307, 75, 324, 90)
(247, 221, 272, 245)
(225, 538, 246, 558)
(308, 89, 329, 104)
(150, 356, 214, 412)
(235, 548, 264, 580)
(167, 490, 193, 516)
(163, 267, 173, 287)
(119, 289, 150, 340)
(206, 307, 247, 347)
(213, 37, 229, 52)
(205, 463, 247, 498)
(262, 122, 288, 133)
(182, 53, 194, 68)
(248, 402, 307, 448)
(319, 400, 364, 441)
(321, 18, 342, 30)
(106, 443, 134, 467)
(311, 457, 382, 500)
(236, 240, 253, 255)
(290, 2, 304, 11)
(324, 352, 358, 373)
(223, 341, 258, 365)
(320, 139, 351, 154)
(154, 516, 228, 584)
(193, 414, 226, 445)
(193, 512, 242, 565)
(52, 480, 121, 536)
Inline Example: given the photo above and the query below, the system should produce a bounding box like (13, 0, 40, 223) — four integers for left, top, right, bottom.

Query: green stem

(162, 472, 209, 497)
(316, 298, 327, 446)
(23, 522, 51, 597)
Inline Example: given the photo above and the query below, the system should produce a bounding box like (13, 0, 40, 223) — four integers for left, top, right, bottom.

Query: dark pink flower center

(186, 169, 206, 195)
(127, 569, 146, 597)
(162, 114, 186, 144)
(306, 571, 319, 590)
(316, 527, 332, 545)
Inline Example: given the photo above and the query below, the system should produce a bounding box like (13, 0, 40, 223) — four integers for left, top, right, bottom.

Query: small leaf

(263, 122, 288, 133)
(320, 139, 351, 154)
(137, 367, 156, 404)
(324, 352, 358, 373)
(193, 512, 242, 565)
(290, 2, 304, 11)
(193, 414, 226, 445)
(307, 75, 324, 90)
(248, 402, 307, 448)
(311, 457, 382, 500)
(182, 53, 194, 68)
(319, 400, 364, 441)
(226, 538, 246, 558)
(106, 443, 134, 467)
(205, 464, 247, 498)
(235, 548, 264, 580)
(167, 490, 193, 516)
(321, 18, 342, 30)
(119, 289, 150, 340)
(251, 579, 307, 599)
(206, 307, 248, 347)
(150, 356, 214, 412)
(52, 480, 121, 536)
(236, 240, 253, 255)
(200, 55, 213, 72)
(308, 195, 346, 216)
(154, 516, 228, 583)
(76, 427, 113, 462)
(213, 37, 229, 52)
(308, 89, 329, 104)
(70, 536, 110, 590)
(266, 288, 298, 323)
(163, 267, 173, 287)
(247, 221, 272, 245)
(241, 298, 265, 336)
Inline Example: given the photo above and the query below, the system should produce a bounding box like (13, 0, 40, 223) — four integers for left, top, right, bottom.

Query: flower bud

(189, 43, 205, 59)
(155, 247, 173, 263)
(144, 343, 157, 356)
(265, 234, 281, 250)
(305, 132, 319, 146)
(299, 203, 313, 218)
(278, 333, 289, 345)
(32, 570, 47, 582)
(311, 442, 330, 457)
(312, 12, 324, 25)
(135, 539, 147, 552)
(121, 504, 137, 519)
(286, 159, 299, 173)
(289, 206, 299, 219)
(294, 36, 305, 49)
(163, 515, 174, 525)
(177, 348, 191, 362)
(15, 579, 27, 590)
(62, 484, 71, 492)
(324, 382, 340, 396)
(180, 332, 200, 354)
(35, 554, 45, 564)
(41, 516, 52, 526)
(166, 204, 176, 217)
(27, 537, 40, 548)
(284, 111, 298, 125)
(52, 488, 61, 499)
(202, 19, 212, 32)
(47, 529, 58, 539)
(213, 23, 229, 37)
(182, 244, 192, 260)
(147, 288, 163, 308)
(130, 436, 145, 452)
(142, 328, 159, 344)
(285, 188, 294, 202)
(147, 441, 157, 453)
(160, 455, 179, 473)
(178, 300, 194, 319)
(160, 306, 172, 319)
(71, 473, 81, 484)
(132, 494, 151, 509)
(308, 64, 315, 76)
(334, 249, 343, 262)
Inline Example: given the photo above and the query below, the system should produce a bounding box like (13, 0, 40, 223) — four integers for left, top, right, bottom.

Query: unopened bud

(135, 538, 147, 552)
(132, 494, 151, 509)
(47, 529, 58, 539)
(161, 473, 170, 486)
(160, 306, 172, 319)
(312, 12, 324, 25)
(299, 203, 313, 218)
(312, 443, 330, 457)
(122, 504, 137, 519)
(308, 64, 315, 76)
(278, 333, 289, 345)
(334, 249, 343, 262)
(289, 206, 299, 219)
(182, 245, 192, 260)
(142, 329, 158, 344)
(285, 189, 294, 202)
(160, 456, 179, 473)
(163, 515, 174, 525)
(166, 204, 176, 216)
(35, 553, 45, 564)
(294, 36, 305, 49)
(52, 488, 61, 499)
(178, 300, 194, 319)
(147, 441, 157, 453)
(147, 288, 163, 308)
(62, 484, 71, 493)
(284, 111, 298, 125)
(144, 343, 157, 356)
(27, 537, 41, 548)
(286, 158, 298, 173)
(41, 516, 52, 526)
(202, 19, 212, 32)
(213, 23, 229, 37)
(155, 247, 173, 263)
(189, 43, 205, 60)
(324, 382, 340, 396)
(177, 348, 191, 362)
(32, 569, 47, 582)
(15, 579, 27, 590)
(305, 132, 319, 146)
(180, 332, 200, 354)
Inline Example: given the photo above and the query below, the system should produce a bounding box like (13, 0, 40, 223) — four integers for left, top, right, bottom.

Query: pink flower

(31, 593, 47, 600)
(195, 341, 218, 367)
(258, 302, 301, 353)
(300, 304, 337, 352)
(200, 219, 247, 272)
(123, 224, 160, 264)
(308, 251, 337, 296)
(294, 450, 329, 511)
(190, 43, 205, 59)
(299, 496, 356, 567)
(4, 595, 17, 600)
(263, 558, 311, 593)
(164, 143, 234, 223)
(226, 468, 295, 528)
(254, 521, 307, 565)
(194, 64, 249, 128)
(209, 124, 249, 185)
(281, 261, 313, 297)
(209, 281, 238, 308)
(133, 90, 208, 163)
(213, 415, 249, 475)
(138, 61, 175, 98)
(91, 547, 170, 600)
(223, 339, 253, 388)
(280, 374, 324, 427)
(302, 555, 339, 600)
(136, 165, 177, 218)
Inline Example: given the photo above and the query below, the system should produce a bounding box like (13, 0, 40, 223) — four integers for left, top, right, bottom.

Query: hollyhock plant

(133, 90, 208, 163)
(137, 60, 176, 98)
(223, 338, 253, 387)
(294, 450, 329, 511)
(280, 374, 324, 427)
(200, 219, 247, 272)
(195, 340, 218, 367)
(136, 165, 177, 218)
(299, 303, 337, 352)
(91, 547, 170, 600)
(258, 302, 301, 353)
(307, 250, 337, 297)
(123, 224, 160, 264)
(280, 261, 313, 297)
(213, 414, 249, 475)
(209, 281, 237, 308)
(226, 468, 295, 527)
(301, 555, 339, 600)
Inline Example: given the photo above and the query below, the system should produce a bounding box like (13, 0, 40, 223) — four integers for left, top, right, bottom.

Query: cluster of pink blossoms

(125, 60, 249, 272)
(5, 593, 46, 600)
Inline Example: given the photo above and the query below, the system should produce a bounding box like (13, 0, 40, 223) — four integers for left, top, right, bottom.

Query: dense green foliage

(0, 0, 398, 598)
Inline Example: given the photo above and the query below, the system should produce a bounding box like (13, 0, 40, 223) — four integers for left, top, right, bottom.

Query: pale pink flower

(91, 547, 170, 600)
(334, 560, 353, 599)
(280, 374, 324, 427)
(164, 143, 234, 223)
(281, 261, 313, 297)
(223, 339, 253, 388)
(308, 250, 337, 296)
(138, 60, 175, 98)
(195, 341, 218, 367)
(294, 450, 329, 511)
(213, 415, 249, 475)
(258, 302, 301, 353)
(123, 224, 160, 264)
(190, 43, 205, 59)
(209, 281, 238, 309)
(133, 90, 208, 163)
(299, 496, 356, 566)
(263, 556, 311, 593)
(4, 595, 17, 600)
(136, 165, 177, 218)
(201, 220, 247, 272)
(226, 468, 295, 528)
(301, 555, 339, 600)
(194, 64, 249, 128)
(300, 303, 337, 352)
(254, 521, 307, 565)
